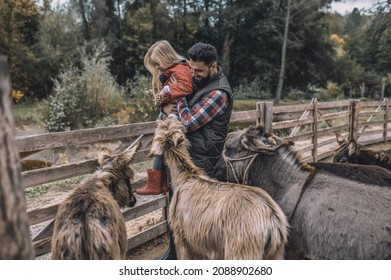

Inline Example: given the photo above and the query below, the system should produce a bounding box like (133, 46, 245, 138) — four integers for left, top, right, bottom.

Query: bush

(233, 77, 271, 100)
(43, 42, 126, 131)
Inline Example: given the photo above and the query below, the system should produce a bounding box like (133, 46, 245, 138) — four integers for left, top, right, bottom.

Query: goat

(51, 142, 141, 260)
(149, 116, 289, 260)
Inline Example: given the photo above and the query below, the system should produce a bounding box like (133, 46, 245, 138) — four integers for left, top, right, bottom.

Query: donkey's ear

(336, 133, 347, 145)
(123, 140, 142, 163)
(348, 139, 358, 156)
(98, 147, 112, 165)
(241, 135, 275, 154)
(172, 131, 185, 147)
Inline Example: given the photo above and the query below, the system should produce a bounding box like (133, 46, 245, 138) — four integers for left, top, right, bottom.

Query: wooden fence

(19, 98, 390, 258)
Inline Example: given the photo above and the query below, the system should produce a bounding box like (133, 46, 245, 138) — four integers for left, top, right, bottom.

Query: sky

(330, 0, 379, 15)
(43, 0, 381, 15)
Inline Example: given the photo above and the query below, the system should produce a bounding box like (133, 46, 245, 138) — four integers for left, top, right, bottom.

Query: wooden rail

(20, 98, 390, 258)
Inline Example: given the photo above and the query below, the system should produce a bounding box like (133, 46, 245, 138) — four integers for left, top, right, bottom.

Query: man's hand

(162, 103, 177, 115)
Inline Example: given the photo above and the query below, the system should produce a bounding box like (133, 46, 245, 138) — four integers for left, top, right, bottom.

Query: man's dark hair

(187, 43, 217, 66)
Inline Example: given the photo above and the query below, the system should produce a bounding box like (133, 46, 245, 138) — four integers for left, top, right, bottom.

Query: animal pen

(18, 98, 390, 258)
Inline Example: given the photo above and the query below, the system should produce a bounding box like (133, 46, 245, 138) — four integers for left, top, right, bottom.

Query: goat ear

(172, 132, 184, 147)
(98, 147, 112, 165)
(348, 139, 358, 156)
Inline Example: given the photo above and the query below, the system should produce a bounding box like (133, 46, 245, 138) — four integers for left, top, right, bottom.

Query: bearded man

(159, 42, 233, 260)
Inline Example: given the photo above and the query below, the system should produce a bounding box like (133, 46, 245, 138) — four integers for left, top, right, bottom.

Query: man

(159, 42, 233, 259)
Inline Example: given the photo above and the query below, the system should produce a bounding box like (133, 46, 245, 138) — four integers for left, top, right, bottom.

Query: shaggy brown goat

(149, 116, 289, 260)
(51, 142, 141, 260)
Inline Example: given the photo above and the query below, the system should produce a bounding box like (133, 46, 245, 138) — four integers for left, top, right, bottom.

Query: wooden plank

(358, 111, 385, 116)
(317, 111, 350, 122)
(230, 110, 259, 123)
(273, 117, 313, 130)
(359, 129, 385, 137)
(22, 149, 150, 189)
(312, 99, 318, 162)
(32, 220, 54, 242)
(127, 221, 168, 251)
(33, 237, 51, 257)
(28, 203, 59, 226)
(273, 103, 312, 114)
(360, 101, 384, 107)
(264, 102, 274, 133)
(296, 144, 314, 154)
(289, 98, 315, 137)
(123, 195, 167, 222)
(384, 98, 389, 143)
(284, 124, 350, 142)
(316, 100, 350, 109)
(16, 122, 157, 153)
(357, 120, 385, 127)
(350, 100, 359, 140)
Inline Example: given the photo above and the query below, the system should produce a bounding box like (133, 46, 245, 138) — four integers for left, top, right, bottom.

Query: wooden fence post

(0, 56, 34, 259)
(384, 98, 389, 143)
(311, 98, 318, 162)
(349, 99, 359, 140)
(256, 102, 262, 126)
(256, 101, 273, 132)
(262, 102, 274, 133)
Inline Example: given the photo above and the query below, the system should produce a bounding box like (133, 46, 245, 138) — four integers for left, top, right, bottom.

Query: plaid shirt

(176, 90, 229, 132)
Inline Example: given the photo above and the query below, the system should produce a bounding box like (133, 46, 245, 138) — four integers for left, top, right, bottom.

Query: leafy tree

(34, 3, 79, 98)
(0, 0, 40, 98)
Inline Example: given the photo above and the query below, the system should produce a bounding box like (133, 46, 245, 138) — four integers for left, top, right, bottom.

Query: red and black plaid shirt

(175, 90, 229, 132)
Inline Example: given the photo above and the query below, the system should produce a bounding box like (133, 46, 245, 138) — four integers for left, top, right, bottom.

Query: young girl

(136, 40, 193, 196)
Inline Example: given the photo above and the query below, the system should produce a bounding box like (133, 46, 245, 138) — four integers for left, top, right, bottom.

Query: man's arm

(175, 90, 228, 132)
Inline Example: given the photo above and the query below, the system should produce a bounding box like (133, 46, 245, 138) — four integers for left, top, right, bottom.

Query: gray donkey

(215, 126, 391, 260)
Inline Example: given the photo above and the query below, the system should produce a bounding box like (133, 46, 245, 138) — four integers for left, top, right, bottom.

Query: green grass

(12, 102, 44, 126)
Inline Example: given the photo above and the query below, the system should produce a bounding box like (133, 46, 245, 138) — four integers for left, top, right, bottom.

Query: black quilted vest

(186, 67, 233, 177)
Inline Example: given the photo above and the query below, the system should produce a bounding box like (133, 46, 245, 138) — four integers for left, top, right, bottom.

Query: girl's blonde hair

(144, 40, 185, 96)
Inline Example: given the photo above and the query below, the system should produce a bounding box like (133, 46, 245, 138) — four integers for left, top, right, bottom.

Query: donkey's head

(215, 126, 295, 182)
(98, 140, 142, 208)
(149, 115, 189, 157)
(223, 126, 294, 158)
(333, 138, 361, 164)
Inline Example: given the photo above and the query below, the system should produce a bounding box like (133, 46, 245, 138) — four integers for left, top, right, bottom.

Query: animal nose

(128, 196, 137, 207)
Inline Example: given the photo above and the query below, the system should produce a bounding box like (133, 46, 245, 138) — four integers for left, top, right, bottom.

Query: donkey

(149, 116, 289, 260)
(51, 142, 141, 260)
(215, 126, 391, 259)
(309, 162, 391, 187)
(333, 136, 391, 171)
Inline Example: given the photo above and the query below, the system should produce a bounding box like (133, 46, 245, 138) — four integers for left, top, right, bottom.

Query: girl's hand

(154, 93, 161, 104)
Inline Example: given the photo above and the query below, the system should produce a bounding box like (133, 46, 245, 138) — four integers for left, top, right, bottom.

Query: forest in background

(1, 0, 391, 131)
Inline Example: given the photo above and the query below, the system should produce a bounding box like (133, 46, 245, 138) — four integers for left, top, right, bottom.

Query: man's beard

(193, 71, 211, 88)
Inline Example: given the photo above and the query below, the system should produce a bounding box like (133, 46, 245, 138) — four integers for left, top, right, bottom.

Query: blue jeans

(152, 155, 163, 170)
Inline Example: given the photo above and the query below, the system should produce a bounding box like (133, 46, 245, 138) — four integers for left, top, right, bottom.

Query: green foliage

(43, 42, 126, 131)
(116, 75, 160, 124)
(233, 77, 271, 100)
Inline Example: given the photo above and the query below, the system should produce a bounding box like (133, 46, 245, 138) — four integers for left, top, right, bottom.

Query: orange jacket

(160, 60, 193, 104)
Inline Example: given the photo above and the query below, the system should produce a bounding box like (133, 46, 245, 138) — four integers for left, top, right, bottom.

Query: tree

(275, 0, 291, 104)
(0, 56, 34, 259)
(0, 0, 40, 99)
